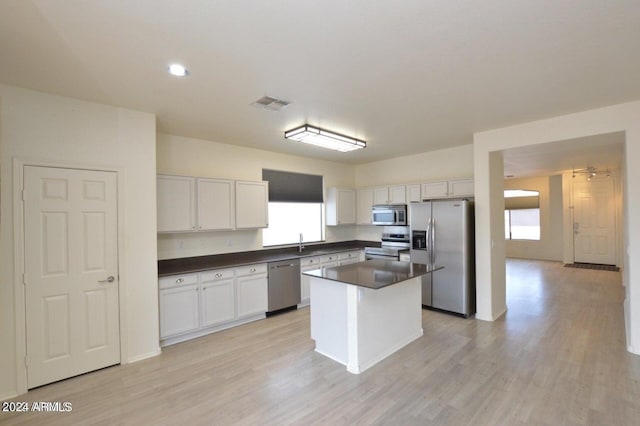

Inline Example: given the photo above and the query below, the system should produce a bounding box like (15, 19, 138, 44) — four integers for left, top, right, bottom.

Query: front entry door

(573, 178, 616, 265)
(24, 166, 120, 388)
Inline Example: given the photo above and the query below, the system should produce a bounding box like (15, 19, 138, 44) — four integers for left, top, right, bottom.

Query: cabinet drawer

(338, 251, 360, 261)
(235, 263, 267, 277)
(159, 274, 198, 289)
(321, 254, 339, 263)
(300, 256, 322, 267)
(200, 268, 235, 282)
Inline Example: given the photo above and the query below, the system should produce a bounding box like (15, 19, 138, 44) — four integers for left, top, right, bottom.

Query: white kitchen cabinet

(356, 188, 374, 225)
(236, 264, 268, 318)
(299, 256, 322, 306)
(326, 188, 356, 226)
(373, 185, 406, 205)
(338, 250, 363, 265)
(197, 178, 235, 231)
(159, 273, 200, 338)
(449, 179, 474, 197)
(235, 180, 269, 229)
(421, 179, 474, 200)
(406, 184, 422, 203)
(157, 175, 196, 232)
(321, 253, 340, 269)
(200, 270, 236, 328)
(373, 187, 390, 205)
(421, 181, 449, 199)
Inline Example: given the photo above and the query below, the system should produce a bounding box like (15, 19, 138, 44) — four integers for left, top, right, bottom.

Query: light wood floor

(2, 259, 640, 425)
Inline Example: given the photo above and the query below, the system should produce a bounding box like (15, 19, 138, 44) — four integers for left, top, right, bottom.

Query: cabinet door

(356, 188, 374, 225)
(197, 178, 234, 231)
(300, 257, 321, 305)
(200, 279, 236, 327)
(327, 188, 356, 225)
(235, 181, 269, 229)
(389, 185, 406, 204)
(421, 181, 449, 200)
(236, 275, 268, 317)
(159, 284, 199, 338)
(406, 184, 421, 203)
(337, 189, 356, 225)
(157, 175, 196, 232)
(449, 179, 474, 197)
(373, 187, 389, 205)
(338, 251, 361, 265)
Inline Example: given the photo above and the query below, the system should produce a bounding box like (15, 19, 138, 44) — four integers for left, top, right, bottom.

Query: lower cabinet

(200, 270, 236, 328)
(159, 283, 200, 338)
(236, 264, 268, 318)
(299, 250, 364, 307)
(159, 263, 267, 346)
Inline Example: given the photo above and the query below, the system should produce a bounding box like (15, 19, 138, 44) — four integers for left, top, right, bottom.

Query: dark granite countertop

(158, 240, 379, 277)
(303, 259, 442, 290)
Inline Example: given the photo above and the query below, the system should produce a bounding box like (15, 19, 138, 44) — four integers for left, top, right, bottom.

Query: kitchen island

(304, 259, 442, 374)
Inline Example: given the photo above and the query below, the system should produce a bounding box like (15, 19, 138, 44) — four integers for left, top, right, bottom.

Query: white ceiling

(503, 132, 624, 178)
(1, 1, 639, 167)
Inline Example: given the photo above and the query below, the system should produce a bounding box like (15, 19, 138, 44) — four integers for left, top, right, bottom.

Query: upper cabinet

(157, 175, 197, 232)
(421, 178, 474, 200)
(197, 178, 234, 231)
(406, 184, 422, 203)
(373, 185, 406, 205)
(326, 187, 356, 226)
(235, 181, 269, 229)
(356, 188, 374, 225)
(157, 174, 268, 232)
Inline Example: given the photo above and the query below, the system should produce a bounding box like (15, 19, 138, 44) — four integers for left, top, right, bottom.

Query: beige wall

(354, 144, 473, 187)
(157, 133, 357, 259)
(0, 85, 159, 398)
(505, 175, 563, 261)
(473, 100, 640, 356)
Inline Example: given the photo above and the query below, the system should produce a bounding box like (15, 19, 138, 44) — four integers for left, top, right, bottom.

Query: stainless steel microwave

(372, 204, 407, 226)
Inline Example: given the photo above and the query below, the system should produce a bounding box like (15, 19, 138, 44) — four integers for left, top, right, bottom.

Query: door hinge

(22, 273, 26, 286)
(22, 190, 26, 202)
(24, 355, 29, 367)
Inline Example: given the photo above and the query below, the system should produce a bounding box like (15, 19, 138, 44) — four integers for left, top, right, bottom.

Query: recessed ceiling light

(167, 63, 190, 77)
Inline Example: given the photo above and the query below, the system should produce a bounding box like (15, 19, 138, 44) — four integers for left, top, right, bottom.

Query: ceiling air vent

(251, 96, 290, 111)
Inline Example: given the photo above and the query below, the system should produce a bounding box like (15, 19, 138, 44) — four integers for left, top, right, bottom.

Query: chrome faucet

(299, 233, 305, 253)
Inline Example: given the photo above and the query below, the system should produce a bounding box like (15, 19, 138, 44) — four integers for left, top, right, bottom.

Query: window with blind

(504, 190, 540, 240)
(261, 169, 325, 246)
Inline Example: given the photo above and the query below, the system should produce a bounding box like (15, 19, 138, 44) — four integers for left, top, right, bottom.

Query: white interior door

(573, 178, 616, 265)
(24, 166, 120, 388)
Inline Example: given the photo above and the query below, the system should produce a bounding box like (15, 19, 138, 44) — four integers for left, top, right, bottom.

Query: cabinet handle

(176, 278, 184, 284)
(215, 273, 222, 278)
(192, 225, 196, 230)
(250, 268, 256, 272)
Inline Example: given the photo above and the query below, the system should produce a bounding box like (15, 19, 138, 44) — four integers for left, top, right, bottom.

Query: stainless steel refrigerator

(409, 200, 475, 317)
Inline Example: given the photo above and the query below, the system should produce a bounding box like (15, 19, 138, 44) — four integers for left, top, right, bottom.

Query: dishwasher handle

(270, 263, 295, 269)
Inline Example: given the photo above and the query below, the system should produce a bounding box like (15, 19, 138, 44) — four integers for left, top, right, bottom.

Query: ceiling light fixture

(572, 166, 610, 181)
(284, 124, 366, 152)
(167, 63, 190, 77)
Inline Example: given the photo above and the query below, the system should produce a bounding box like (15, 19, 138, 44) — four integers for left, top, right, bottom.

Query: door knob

(98, 276, 115, 283)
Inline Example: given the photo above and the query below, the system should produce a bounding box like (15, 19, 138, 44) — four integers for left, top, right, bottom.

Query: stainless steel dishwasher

(267, 259, 301, 315)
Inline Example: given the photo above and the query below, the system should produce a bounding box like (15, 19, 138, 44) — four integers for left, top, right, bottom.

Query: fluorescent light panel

(284, 124, 366, 152)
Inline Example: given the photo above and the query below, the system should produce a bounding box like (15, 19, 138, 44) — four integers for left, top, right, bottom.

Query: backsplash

(158, 225, 359, 260)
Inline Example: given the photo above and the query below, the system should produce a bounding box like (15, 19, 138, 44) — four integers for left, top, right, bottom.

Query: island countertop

(304, 259, 443, 290)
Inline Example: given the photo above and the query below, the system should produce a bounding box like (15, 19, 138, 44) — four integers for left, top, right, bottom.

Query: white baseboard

(0, 392, 19, 402)
(126, 348, 162, 364)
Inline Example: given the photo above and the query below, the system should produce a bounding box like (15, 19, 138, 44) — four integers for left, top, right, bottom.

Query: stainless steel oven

(364, 227, 410, 260)
(372, 204, 407, 226)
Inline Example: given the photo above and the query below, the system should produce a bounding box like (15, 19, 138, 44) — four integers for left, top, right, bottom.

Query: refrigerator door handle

(430, 218, 436, 265)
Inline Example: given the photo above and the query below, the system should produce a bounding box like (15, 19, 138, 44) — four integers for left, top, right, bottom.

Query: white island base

(309, 275, 423, 374)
